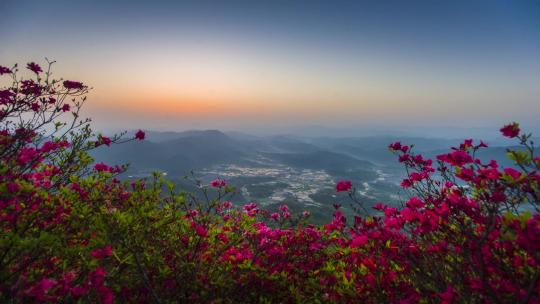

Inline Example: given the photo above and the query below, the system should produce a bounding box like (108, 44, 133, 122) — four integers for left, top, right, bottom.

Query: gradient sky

(1, 0, 540, 135)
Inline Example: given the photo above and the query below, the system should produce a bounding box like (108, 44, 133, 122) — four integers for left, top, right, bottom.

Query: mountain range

(91, 129, 531, 223)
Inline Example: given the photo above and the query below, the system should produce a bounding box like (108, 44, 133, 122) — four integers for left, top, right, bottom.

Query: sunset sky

(2, 0, 540, 135)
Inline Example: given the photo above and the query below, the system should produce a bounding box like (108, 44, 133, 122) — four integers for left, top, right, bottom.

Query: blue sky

(1, 0, 539, 135)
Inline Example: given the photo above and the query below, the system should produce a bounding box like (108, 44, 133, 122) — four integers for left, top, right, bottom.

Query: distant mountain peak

(181, 129, 227, 137)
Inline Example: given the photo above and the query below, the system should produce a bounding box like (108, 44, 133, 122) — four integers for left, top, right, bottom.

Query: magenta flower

(350, 234, 369, 248)
(438, 285, 456, 303)
(0, 89, 14, 105)
(437, 150, 473, 167)
(135, 130, 145, 140)
(0, 66, 11, 75)
(210, 179, 227, 188)
(192, 223, 208, 238)
(91, 245, 113, 259)
(461, 139, 473, 150)
(100, 136, 112, 146)
(20, 79, 41, 95)
(399, 154, 410, 163)
(503, 167, 522, 181)
(63, 80, 84, 90)
(7, 182, 20, 192)
(406, 197, 424, 209)
(500, 122, 520, 138)
(17, 147, 38, 165)
(456, 167, 474, 181)
(27, 62, 43, 74)
(243, 203, 258, 216)
(94, 162, 111, 172)
(388, 141, 402, 151)
(401, 179, 412, 188)
(31, 103, 40, 112)
(335, 180, 352, 192)
(26, 278, 57, 301)
(270, 212, 280, 221)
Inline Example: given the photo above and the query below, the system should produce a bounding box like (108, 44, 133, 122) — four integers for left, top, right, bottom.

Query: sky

(1, 0, 540, 136)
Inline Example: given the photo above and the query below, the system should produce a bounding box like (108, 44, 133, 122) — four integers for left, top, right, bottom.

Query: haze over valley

(91, 128, 531, 223)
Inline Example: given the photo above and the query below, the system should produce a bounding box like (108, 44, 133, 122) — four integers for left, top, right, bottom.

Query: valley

(91, 129, 523, 223)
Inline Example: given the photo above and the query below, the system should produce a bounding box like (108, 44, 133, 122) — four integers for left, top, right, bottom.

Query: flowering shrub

(0, 61, 539, 303)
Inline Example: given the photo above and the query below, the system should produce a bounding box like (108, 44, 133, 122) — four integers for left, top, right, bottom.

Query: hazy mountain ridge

(93, 128, 527, 186)
(92, 130, 249, 175)
(92, 129, 527, 223)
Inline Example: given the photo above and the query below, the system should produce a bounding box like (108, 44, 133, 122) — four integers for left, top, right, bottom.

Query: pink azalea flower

(388, 141, 402, 151)
(335, 180, 352, 192)
(210, 179, 227, 187)
(503, 167, 522, 181)
(350, 234, 369, 248)
(135, 130, 145, 140)
(91, 245, 113, 259)
(0, 66, 11, 75)
(500, 122, 520, 138)
(63, 80, 84, 89)
(406, 197, 424, 209)
(193, 223, 208, 238)
(100, 136, 112, 146)
(27, 278, 57, 301)
(270, 212, 280, 221)
(27, 62, 42, 74)
(437, 150, 473, 167)
(94, 162, 111, 172)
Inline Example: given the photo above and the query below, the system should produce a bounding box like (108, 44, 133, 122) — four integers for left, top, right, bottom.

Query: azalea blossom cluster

(0, 62, 143, 303)
(0, 62, 539, 303)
